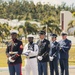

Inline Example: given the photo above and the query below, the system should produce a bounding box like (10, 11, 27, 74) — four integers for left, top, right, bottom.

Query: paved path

(0, 66, 75, 75)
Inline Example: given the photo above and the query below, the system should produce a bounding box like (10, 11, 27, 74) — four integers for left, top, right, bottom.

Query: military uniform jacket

(59, 39, 71, 59)
(49, 41, 60, 59)
(23, 42, 39, 58)
(6, 39, 23, 64)
(37, 39, 50, 62)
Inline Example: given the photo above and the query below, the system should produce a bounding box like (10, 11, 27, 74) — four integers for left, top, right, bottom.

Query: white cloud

(32, 0, 75, 5)
(3, 0, 75, 5)
(41, 0, 61, 5)
(33, 0, 61, 5)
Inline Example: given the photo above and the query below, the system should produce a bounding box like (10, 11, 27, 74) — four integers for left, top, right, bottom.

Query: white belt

(9, 52, 18, 54)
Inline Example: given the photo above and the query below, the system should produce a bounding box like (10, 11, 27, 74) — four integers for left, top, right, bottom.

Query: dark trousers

(59, 59, 69, 75)
(8, 63, 22, 75)
(38, 62, 48, 75)
(49, 59, 59, 75)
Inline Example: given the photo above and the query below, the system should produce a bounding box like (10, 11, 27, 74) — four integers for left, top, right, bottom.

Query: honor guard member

(6, 30, 23, 75)
(23, 34, 38, 75)
(49, 34, 59, 75)
(59, 32, 71, 75)
(37, 30, 50, 75)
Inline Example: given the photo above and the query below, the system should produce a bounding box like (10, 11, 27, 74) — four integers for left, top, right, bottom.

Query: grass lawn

(0, 47, 25, 67)
(0, 46, 75, 67)
(69, 47, 75, 65)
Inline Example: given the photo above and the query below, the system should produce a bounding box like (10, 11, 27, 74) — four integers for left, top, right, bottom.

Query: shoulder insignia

(20, 45, 23, 49)
(48, 44, 50, 48)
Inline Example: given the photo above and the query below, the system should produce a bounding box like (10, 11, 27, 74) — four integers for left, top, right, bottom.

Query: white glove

(37, 56, 43, 60)
(8, 57, 15, 62)
(24, 52, 29, 56)
(24, 50, 31, 56)
(28, 51, 35, 56)
(49, 56, 54, 61)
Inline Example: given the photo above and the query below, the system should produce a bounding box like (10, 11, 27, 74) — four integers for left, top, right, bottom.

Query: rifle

(41, 51, 49, 57)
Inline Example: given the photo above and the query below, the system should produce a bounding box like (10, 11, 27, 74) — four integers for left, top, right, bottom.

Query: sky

(31, 0, 75, 5)
(3, 0, 75, 5)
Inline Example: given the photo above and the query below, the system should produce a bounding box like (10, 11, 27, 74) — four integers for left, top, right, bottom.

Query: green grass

(0, 47, 25, 67)
(0, 48, 7, 67)
(0, 46, 75, 67)
(69, 47, 75, 65)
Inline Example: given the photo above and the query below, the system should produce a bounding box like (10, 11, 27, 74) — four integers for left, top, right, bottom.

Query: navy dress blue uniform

(59, 33, 71, 75)
(49, 34, 59, 75)
(6, 30, 23, 75)
(37, 31, 50, 75)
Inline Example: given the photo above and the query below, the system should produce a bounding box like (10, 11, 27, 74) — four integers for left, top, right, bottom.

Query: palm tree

(67, 20, 75, 35)
(67, 20, 74, 30)
(41, 16, 61, 36)
(18, 21, 38, 43)
(0, 23, 11, 47)
(2, 23, 11, 39)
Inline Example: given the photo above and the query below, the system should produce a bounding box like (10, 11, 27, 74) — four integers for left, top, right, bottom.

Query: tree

(18, 21, 38, 43)
(67, 20, 75, 35)
(41, 16, 61, 35)
(0, 23, 11, 42)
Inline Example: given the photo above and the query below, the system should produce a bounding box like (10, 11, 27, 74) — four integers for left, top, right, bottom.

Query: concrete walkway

(0, 66, 75, 75)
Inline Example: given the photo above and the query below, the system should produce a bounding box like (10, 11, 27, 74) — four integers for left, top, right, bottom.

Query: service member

(6, 30, 23, 75)
(59, 32, 71, 75)
(37, 30, 50, 75)
(49, 34, 59, 75)
(23, 34, 38, 75)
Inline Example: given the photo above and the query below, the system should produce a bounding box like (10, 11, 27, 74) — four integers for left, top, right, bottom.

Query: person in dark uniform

(49, 34, 59, 75)
(59, 32, 71, 75)
(6, 30, 23, 75)
(37, 30, 50, 75)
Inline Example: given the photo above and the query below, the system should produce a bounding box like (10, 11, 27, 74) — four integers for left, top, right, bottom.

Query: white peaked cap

(10, 30, 18, 34)
(27, 34, 34, 38)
